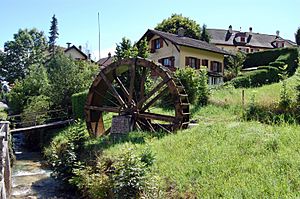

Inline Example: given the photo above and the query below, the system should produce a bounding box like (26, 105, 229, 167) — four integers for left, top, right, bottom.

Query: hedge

(244, 47, 299, 76)
(231, 66, 280, 88)
(71, 90, 88, 119)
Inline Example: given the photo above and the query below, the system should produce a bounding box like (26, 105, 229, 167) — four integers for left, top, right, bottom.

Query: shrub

(244, 47, 299, 76)
(197, 67, 209, 106)
(231, 69, 269, 88)
(0, 108, 7, 121)
(44, 121, 89, 181)
(174, 67, 199, 104)
(70, 145, 157, 199)
(71, 90, 88, 119)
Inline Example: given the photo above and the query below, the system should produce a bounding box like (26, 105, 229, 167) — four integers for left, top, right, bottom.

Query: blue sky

(0, 0, 299, 60)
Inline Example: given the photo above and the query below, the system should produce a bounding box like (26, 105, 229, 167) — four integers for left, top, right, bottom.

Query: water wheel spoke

(99, 71, 126, 107)
(85, 105, 120, 113)
(139, 67, 147, 100)
(91, 88, 120, 107)
(128, 63, 136, 105)
(104, 127, 111, 135)
(138, 112, 175, 123)
(137, 76, 171, 108)
(113, 70, 130, 98)
(140, 86, 169, 112)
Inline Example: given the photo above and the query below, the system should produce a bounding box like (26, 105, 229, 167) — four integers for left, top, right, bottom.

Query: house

(64, 43, 92, 61)
(140, 29, 230, 85)
(97, 52, 114, 68)
(207, 26, 297, 53)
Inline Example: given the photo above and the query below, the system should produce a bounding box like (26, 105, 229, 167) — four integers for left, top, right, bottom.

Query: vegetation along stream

(11, 132, 75, 199)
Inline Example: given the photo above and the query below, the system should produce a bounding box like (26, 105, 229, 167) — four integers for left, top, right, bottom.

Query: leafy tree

(198, 66, 209, 106)
(8, 64, 49, 114)
(49, 14, 59, 55)
(1, 28, 47, 83)
(155, 14, 201, 39)
(115, 37, 138, 60)
(295, 27, 300, 45)
(225, 51, 246, 80)
(46, 51, 98, 109)
(136, 38, 149, 58)
(200, 24, 210, 43)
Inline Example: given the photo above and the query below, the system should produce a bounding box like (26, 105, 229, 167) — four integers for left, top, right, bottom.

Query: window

(238, 47, 249, 53)
(150, 38, 163, 52)
(240, 37, 246, 42)
(210, 61, 222, 73)
(154, 39, 161, 49)
(185, 57, 200, 69)
(276, 41, 285, 48)
(159, 56, 174, 67)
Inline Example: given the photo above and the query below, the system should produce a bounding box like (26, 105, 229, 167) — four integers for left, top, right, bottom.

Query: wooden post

(242, 90, 245, 108)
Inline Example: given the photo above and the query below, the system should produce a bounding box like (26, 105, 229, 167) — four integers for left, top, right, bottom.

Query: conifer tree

(49, 14, 59, 55)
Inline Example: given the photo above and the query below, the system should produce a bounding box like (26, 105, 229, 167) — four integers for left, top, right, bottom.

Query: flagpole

(98, 12, 100, 60)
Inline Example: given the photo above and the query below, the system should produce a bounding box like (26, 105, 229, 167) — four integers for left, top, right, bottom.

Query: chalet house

(140, 29, 230, 85)
(64, 43, 91, 61)
(207, 26, 297, 53)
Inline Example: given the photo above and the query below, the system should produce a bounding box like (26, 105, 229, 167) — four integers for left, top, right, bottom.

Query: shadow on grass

(84, 130, 167, 153)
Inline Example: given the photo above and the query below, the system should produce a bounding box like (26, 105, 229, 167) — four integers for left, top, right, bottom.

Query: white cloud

(91, 46, 116, 61)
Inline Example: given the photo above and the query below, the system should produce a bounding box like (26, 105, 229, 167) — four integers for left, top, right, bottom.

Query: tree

(1, 28, 47, 83)
(200, 24, 210, 43)
(46, 51, 98, 109)
(155, 14, 201, 39)
(135, 38, 149, 58)
(115, 37, 138, 60)
(8, 64, 49, 114)
(225, 51, 246, 80)
(49, 14, 59, 55)
(295, 27, 300, 45)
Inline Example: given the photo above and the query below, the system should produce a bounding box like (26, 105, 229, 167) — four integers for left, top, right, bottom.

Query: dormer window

(240, 37, 246, 43)
(276, 41, 284, 48)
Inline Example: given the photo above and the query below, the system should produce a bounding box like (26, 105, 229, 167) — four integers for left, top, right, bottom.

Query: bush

(175, 67, 199, 104)
(231, 66, 280, 88)
(70, 144, 157, 199)
(198, 67, 209, 106)
(231, 69, 269, 88)
(44, 121, 89, 181)
(71, 90, 88, 119)
(244, 47, 299, 76)
(0, 108, 7, 121)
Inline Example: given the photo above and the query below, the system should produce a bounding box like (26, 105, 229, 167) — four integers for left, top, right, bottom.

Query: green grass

(101, 106, 300, 198)
(211, 75, 298, 107)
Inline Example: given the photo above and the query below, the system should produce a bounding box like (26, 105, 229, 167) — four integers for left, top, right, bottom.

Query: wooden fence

(0, 121, 11, 199)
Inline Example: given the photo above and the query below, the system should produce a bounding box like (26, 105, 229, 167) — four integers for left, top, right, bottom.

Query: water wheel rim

(85, 57, 190, 137)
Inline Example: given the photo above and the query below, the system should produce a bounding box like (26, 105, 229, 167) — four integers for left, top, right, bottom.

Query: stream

(11, 132, 75, 199)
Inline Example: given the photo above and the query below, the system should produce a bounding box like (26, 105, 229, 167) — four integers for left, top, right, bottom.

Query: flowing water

(11, 132, 75, 199)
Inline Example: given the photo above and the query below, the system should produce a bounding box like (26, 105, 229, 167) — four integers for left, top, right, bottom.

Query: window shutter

(210, 61, 214, 71)
(170, 56, 175, 67)
(158, 59, 162, 64)
(160, 38, 164, 48)
(220, 63, 223, 73)
(185, 57, 189, 66)
(196, 59, 200, 69)
(151, 40, 155, 52)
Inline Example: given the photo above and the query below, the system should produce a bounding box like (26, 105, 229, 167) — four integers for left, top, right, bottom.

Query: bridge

(8, 108, 74, 133)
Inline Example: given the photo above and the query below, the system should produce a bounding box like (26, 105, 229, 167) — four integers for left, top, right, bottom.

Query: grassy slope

(211, 75, 298, 107)
(98, 75, 300, 197)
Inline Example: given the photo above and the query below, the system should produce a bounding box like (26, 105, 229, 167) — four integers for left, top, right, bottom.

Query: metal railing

(0, 121, 11, 199)
(8, 108, 72, 129)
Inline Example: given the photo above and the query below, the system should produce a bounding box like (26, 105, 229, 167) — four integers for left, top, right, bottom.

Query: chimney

(228, 25, 233, 33)
(177, 27, 185, 37)
(88, 53, 91, 60)
(66, 42, 71, 48)
(249, 27, 253, 33)
(79, 45, 82, 51)
(276, 30, 280, 37)
(108, 52, 111, 57)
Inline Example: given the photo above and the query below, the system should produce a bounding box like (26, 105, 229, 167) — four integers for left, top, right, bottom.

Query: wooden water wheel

(85, 57, 190, 137)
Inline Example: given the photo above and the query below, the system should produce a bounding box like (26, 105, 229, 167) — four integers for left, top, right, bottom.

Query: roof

(141, 29, 230, 55)
(97, 56, 114, 67)
(64, 45, 88, 59)
(207, 28, 297, 48)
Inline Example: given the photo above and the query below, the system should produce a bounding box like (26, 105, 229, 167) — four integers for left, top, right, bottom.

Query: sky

(0, 0, 299, 61)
